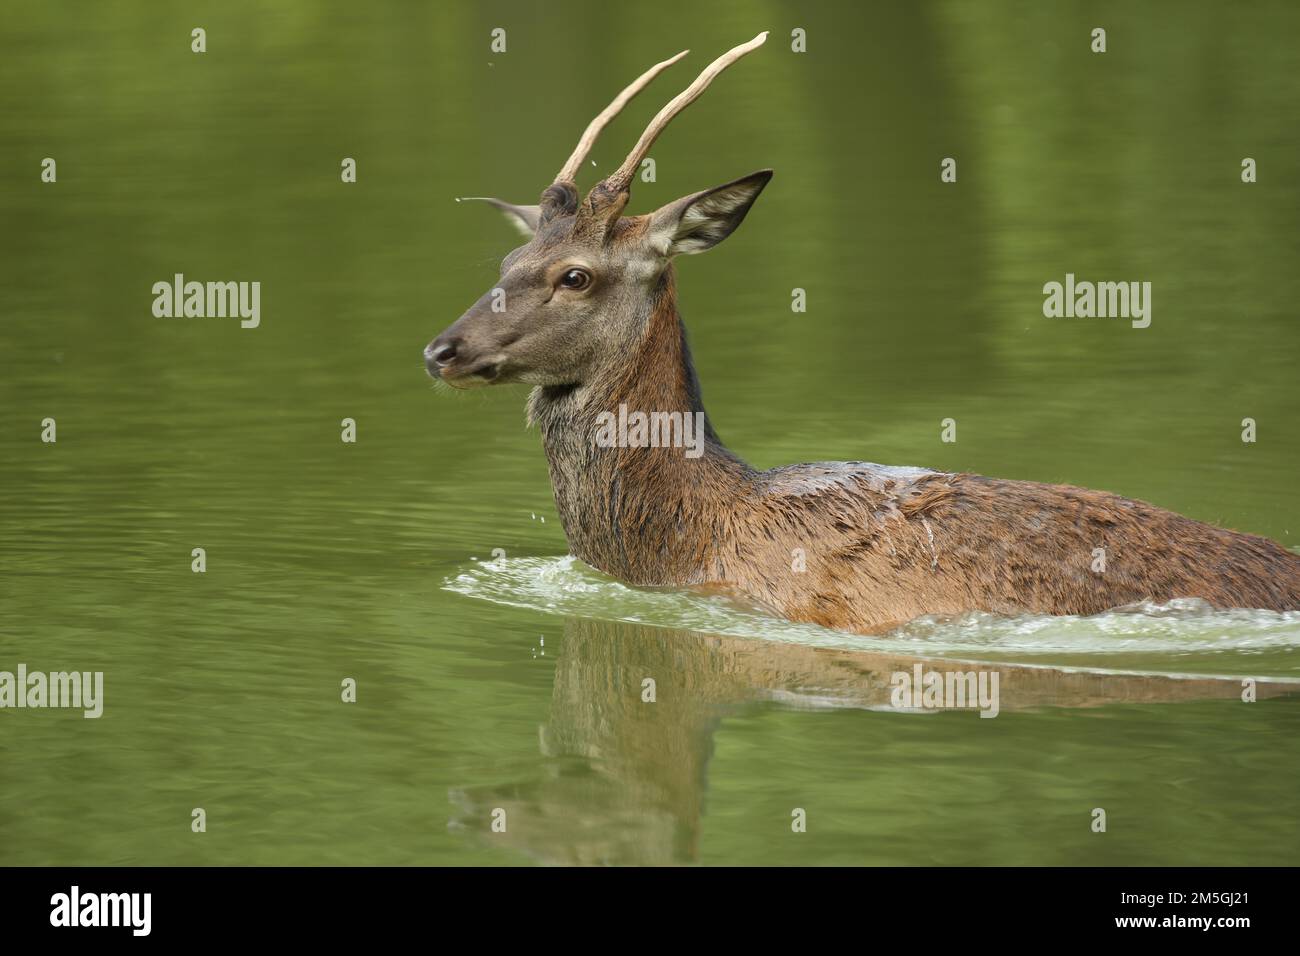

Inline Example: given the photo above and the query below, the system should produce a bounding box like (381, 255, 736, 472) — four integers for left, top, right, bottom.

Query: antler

(598, 32, 768, 197)
(553, 49, 690, 187)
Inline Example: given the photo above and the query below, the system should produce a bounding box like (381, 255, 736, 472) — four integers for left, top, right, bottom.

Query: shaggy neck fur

(527, 267, 751, 585)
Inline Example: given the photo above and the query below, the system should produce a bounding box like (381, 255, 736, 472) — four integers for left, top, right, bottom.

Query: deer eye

(558, 268, 592, 291)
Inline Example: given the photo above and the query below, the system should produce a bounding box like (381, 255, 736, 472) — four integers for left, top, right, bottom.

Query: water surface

(2, 1, 1299, 865)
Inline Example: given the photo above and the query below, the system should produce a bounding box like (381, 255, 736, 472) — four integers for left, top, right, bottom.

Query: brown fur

(428, 37, 1299, 633)
(524, 269, 1300, 634)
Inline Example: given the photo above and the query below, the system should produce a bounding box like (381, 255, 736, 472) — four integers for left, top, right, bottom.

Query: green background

(1, 1, 1298, 865)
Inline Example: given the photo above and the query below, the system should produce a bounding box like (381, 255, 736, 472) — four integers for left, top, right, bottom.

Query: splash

(445, 555, 1300, 679)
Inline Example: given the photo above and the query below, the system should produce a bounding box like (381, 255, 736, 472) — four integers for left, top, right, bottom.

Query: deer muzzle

(424, 318, 507, 388)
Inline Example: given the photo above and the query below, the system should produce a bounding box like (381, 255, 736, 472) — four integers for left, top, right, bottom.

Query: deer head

(425, 33, 771, 390)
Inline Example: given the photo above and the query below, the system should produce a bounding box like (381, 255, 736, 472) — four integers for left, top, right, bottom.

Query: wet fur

(529, 267, 1300, 633)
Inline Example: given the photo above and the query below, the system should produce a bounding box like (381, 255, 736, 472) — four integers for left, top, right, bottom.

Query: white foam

(444, 555, 1300, 679)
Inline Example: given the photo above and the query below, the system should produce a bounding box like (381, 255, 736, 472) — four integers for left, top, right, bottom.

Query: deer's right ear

(457, 197, 541, 238)
(645, 169, 772, 257)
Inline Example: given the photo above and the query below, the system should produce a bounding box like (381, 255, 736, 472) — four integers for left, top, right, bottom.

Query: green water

(2, 2, 1299, 865)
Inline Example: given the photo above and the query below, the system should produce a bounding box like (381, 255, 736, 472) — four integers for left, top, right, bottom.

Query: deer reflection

(449, 615, 1297, 865)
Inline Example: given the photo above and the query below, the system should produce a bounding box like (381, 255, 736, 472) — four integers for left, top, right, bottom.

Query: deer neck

(527, 266, 752, 584)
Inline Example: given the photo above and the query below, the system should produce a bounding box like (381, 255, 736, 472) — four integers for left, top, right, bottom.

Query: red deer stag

(425, 32, 1300, 633)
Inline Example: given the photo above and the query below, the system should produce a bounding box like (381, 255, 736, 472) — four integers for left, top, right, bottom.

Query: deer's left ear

(646, 169, 772, 257)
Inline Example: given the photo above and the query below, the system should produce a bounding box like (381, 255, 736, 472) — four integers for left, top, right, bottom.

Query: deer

(425, 32, 1300, 634)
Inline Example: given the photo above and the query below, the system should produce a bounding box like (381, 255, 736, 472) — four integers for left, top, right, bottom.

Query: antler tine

(602, 32, 768, 194)
(554, 48, 690, 186)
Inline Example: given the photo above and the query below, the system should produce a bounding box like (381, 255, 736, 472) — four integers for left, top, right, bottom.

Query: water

(449, 556, 1300, 677)
(2, 1, 1299, 865)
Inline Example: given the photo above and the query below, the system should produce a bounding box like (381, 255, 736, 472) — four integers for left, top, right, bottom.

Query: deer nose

(425, 339, 459, 371)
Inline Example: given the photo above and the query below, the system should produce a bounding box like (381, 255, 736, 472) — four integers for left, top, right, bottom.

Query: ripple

(444, 555, 1300, 679)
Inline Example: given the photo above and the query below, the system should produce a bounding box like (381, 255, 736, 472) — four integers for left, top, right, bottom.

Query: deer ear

(647, 169, 772, 257)
(457, 197, 541, 238)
